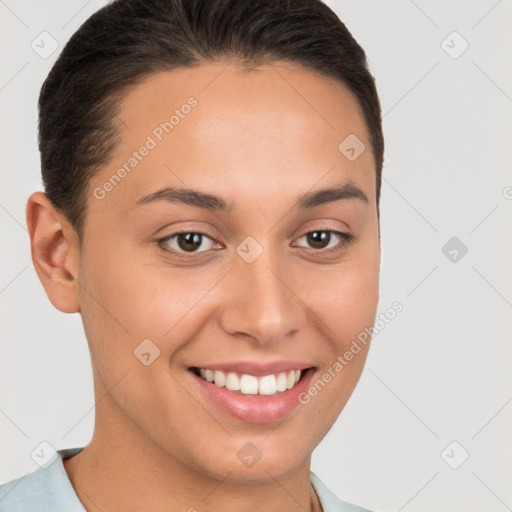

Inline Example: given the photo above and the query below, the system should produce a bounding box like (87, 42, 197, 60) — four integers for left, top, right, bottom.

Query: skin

(26, 60, 380, 511)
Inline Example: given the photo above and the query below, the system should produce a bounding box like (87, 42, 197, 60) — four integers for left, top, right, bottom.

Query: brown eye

(294, 230, 354, 252)
(306, 231, 331, 249)
(177, 233, 203, 252)
(159, 232, 217, 254)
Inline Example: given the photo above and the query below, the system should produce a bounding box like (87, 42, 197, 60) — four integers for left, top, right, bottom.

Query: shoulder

(0, 448, 85, 512)
(310, 471, 376, 512)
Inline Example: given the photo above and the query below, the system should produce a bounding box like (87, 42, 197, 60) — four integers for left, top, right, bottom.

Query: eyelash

(155, 229, 355, 259)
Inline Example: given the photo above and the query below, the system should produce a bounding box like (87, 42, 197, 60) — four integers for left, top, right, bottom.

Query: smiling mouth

(189, 367, 312, 396)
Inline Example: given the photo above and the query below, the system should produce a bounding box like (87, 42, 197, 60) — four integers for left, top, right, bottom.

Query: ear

(26, 191, 81, 314)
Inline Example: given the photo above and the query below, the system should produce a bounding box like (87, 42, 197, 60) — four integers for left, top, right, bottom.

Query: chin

(188, 432, 313, 484)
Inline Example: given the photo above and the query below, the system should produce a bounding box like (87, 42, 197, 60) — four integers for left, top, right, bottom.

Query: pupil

(307, 231, 330, 249)
(178, 233, 202, 252)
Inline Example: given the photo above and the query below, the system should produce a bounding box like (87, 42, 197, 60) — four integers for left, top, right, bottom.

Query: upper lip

(189, 361, 315, 377)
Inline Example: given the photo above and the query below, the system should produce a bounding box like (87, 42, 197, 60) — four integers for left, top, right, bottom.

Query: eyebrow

(134, 181, 368, 212)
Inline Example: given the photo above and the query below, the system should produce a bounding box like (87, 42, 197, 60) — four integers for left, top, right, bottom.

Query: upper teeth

(198, 368, 302, 395)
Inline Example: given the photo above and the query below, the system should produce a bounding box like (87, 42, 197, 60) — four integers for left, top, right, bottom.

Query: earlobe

(26, 191, 81, 314)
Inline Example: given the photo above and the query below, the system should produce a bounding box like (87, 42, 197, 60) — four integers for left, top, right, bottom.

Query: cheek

(331, 268, 379, 344)
(297, 238, 379, 415)
(80, 240, 207, 343)
(306, 246, 380, 350)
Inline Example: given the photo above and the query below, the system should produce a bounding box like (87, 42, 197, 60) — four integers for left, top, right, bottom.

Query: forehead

(89, 61, 375, 213)
(116, 60, 371, 148)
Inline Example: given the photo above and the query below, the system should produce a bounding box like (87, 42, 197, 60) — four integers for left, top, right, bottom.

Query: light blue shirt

(0, 447, 373, 511)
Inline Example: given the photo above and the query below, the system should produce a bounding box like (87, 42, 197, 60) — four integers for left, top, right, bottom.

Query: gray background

(1, 1, 511, 511)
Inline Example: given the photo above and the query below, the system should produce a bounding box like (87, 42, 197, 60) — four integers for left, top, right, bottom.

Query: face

(48, 61, 380, 482)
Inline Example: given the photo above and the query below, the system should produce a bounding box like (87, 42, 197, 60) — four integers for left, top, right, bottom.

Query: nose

(217, 247, 307, 347)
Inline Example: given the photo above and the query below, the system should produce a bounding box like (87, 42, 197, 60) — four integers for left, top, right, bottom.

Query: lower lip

(189, 368, 316, 423)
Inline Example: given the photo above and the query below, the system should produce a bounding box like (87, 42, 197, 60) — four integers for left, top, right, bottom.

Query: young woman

(0, 0, 384, 510)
